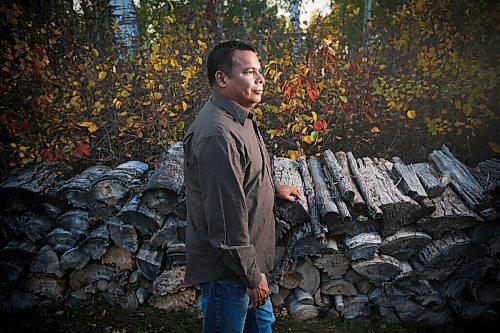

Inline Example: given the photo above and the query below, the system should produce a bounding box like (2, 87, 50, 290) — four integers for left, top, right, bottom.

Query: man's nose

(256, 71, 265, 84)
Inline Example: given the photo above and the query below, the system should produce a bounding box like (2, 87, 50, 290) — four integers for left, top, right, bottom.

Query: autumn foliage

(0, 0, 498, 172)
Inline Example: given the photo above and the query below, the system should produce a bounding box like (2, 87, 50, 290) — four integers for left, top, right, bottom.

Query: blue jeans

(200, 279, 275, 333)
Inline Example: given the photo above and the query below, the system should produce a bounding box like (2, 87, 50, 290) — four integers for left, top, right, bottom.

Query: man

(183, 41, 301, 333)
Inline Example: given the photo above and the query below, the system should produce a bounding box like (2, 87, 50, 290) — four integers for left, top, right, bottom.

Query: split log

(0, 261, 23, 287)
(59, 246, 90, 272)
(417, 187, 482, 237)
(25, 274, 67, 300)
(275, 217, 290, 241)
(411, 163, 445, 198)
(323, 150, 355, 201)
(101, 246, 134, 270)
(22, 213, 55, 244)
(136, 243, 164, 281)
(335, 152, 366, 213)
(314, 252, 350, 278)
(69, 263, 116, 290)
(321, 278, 357, 296)
(273, 157, 309, 226)
(391, 159, 428, 201)
(368, 284, 411, 308)
(346, 152, 383, 219)
(394, 299, 427, 322)
(150, 215, 181, 249)
(30, 245, 62, 277)
(149, 288, 196, 311)
(141, 142, 184, 216)
(411, 231, 471, 281)
(278, 261, 303, 290)
(295, 257, 320, 294)
(322, 166, 352, 222)
(56, 209, 92, 236)
(79, 224, 110, 260)
(307, 157, 340, 227)
(270, 285, 291, 307)
(293, 287, 314, 305)
(297, 157, 326, 239)
(116, 290, 139, 310)
(92, 161, 149, 207)
(0, 162, 67, 212)
(136, 287, 150, 304)
(55, 165, 111, 208)
(44, 227, 83, 254)
(153, 266, 186, 295)
(344, 232, 381, 260)
(340, 295, 370, 319)
(118, 193, 164, 236)
(379, 228, 432, 260)
(286, 294, 319, 320)
(333, 294, 344, 311)
(314, 289, 330, 311)
(358, 157, 422, 236)
(166, 243, 186, 266)
(107, 218, 139, 254)
(352, 254, 403, 283)
(472, 158, 500, 192)
(289, 235, 338, 258)
(429, 145, 489, 209)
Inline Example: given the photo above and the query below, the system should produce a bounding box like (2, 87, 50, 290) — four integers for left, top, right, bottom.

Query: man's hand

(247, 273, 269, 308)
(275, 183, 302, 202)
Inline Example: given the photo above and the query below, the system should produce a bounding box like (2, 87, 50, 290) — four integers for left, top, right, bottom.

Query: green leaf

(311, 131, 319, 141)
(340, 96, 348, 103)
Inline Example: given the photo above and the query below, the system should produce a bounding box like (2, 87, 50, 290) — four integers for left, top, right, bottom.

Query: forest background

(0, 0, 498, 176)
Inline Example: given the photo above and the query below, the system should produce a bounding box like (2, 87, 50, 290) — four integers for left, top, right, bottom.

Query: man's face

(219, 50, 265, 110)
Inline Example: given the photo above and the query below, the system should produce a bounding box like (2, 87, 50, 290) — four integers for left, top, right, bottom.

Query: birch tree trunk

(290, 0, 302, 61)
(110, 0, 139, 55)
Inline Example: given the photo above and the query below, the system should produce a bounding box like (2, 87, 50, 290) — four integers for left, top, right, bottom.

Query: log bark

(69, 263, 116, 290)
(55, 165, 111, 208)
(411, 163, 445, 198)
(107, 218, 139, 254)
(307, 157, 340, 228)
(92, 161, 149, 208)
(429, 145, 489, 209)
(346, 152, 383, 219)
(118, 193, 164, 236)
(417, 186, 482, 237)
(295, 257, 321, 294)
(379, 228, 432, 260)
(136, 243, 164, 281)
(297, 157, 326, 239)
(150, 215, 181, 249)
(30, 245, 61, 276)
(293, 287, 314, 305)
(358, 157, 422, 236)
(25, 274, 67, 300)
(340, 295, 370, 319)
(56, 209, 92, 236)
(149, 288, 196, 311)
(59, 246, 90, 273)
(322, 166, 352, 222)
(79, 224, 110, 260)
(472, 158, 500, 192)
(335, 151, 366, 214)
(287, 294, 319, 320)
(391, 160, 428, 201)
(324, 150, 355, 201)
(411, 231, 471, 281)
(45, 227, 82, 254)
(273, 157, 309, 225)
(153, 266, 186, 296)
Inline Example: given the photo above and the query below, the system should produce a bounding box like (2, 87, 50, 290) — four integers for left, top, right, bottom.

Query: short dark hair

(207, 41, 256, 87)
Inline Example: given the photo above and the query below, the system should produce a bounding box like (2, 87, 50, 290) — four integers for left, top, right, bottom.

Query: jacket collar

(210, 90, 250, 126)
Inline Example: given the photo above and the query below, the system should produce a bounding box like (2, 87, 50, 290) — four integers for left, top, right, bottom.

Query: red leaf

(34, 46, 44, 58)
(308, 89, 319, 102)
(297, 76, 304, 86)
(72, 143, 90, 158)
(40, 149, 54, 161)
(53, 149, 66, 160)
(285, 86, 295, 99)
(22, 120, 31, 131)
(306, 80, 313, 90)
(279, 80, 288, 92)
(313, 119, 327, 131)
(349, 62, 358, 71)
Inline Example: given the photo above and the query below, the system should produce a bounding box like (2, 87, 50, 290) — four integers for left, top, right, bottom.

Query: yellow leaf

(312, 111, 318, 122)
(79, 121, 94, 128)
(287, 150, 300, 160)
(151, 44, 160, 53)
(407, 109, 416, 119)
(154, 92, 162, 99)
(470, 119, 481, 127)
(197, 40, 207, 49)
(154, 63, 162, 71)
(387, 101, 396, 109)
(182, 101, 187, 112)
(378, 64, 386, 70)
(462, 103, 472, 116)
(88, 123, 98, 133)
(98, 71, 106, 80)
(339, 87, 346, 94)
(19, 145, 28, 152)
(371, 126, 381, 133)
(454, 100, 462, 109)
(91, 48, 99, 57)
(489, 142, 500, 154)
(353, 7, 360, 15)
(232, 16, 240, 24)
(10, 143, 16, 148)
(115, 100, 122, 109)
(303, 135, 313, 144)
(170, 58, 179, 68)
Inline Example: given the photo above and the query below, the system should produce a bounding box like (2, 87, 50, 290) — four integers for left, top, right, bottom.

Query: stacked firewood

(1, 143, 499, 327)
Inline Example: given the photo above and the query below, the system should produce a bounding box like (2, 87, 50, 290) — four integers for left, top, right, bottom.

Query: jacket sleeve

(196, 134, 262, 289)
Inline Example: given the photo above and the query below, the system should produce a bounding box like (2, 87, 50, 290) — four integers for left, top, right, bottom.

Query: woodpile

(1, 143, 499, 328)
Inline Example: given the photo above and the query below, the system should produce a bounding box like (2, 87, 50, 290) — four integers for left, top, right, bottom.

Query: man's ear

(215, 71, 227, 88)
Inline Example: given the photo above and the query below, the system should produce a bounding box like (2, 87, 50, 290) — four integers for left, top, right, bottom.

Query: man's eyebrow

(243, 66, 261, 71)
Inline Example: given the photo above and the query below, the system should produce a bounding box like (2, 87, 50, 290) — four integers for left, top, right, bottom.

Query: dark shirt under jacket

(183, 90, 275, 289)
